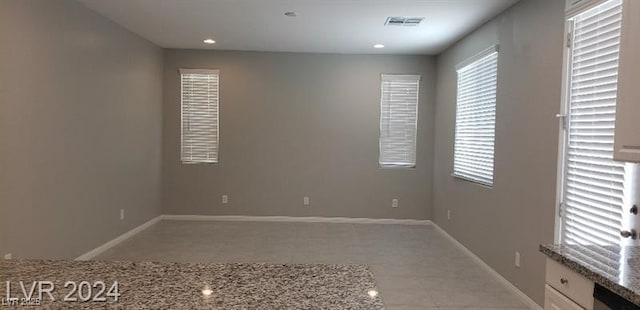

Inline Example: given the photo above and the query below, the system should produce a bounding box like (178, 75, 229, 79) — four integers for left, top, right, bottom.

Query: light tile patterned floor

(96, 220, 529, 309)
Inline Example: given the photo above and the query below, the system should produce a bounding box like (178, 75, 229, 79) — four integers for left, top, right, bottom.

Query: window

(180, 69, 220, 164)
(559, 0, 626, 245)
(379, 74, 420, 167)
(453, 46, 499, 186)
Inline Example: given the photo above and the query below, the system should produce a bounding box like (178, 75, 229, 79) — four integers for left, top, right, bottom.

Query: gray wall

(0, 0, 163, 259)
(163, 50, 435, 219)
(432, 0, 564, 305)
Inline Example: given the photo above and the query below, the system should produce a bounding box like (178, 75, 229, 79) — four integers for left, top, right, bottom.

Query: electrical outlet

(4, 253, 11, 260)
(514, 252, 521, 268)
(447, 210, 451, 220)
(304, 197, 310, 206)
(120, 209, 124, 220)
(392, 199, 398, 208)
(222, 195, 229, 204)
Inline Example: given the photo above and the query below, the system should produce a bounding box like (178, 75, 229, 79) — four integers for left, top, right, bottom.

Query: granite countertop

(540, 243, 640, 306)
(0, 260, 385, 309)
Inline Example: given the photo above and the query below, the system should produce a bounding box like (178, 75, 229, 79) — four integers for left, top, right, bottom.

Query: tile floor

(96, 220, 529, 309)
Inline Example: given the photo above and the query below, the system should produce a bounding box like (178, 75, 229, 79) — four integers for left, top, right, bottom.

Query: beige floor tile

(96, 220, 529, 309)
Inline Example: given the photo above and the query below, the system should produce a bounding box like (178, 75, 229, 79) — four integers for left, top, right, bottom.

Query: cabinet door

(614, 0, 640, 162)
(545, 284, 585, 310)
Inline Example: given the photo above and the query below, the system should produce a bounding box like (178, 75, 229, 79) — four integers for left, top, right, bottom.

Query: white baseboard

(431, 223, 543, 310)
(75, 216, 162, 261)
(161, 214, 432, 225)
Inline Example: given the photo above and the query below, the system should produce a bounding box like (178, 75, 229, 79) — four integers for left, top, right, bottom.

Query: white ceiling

(77, 0, 518, 55)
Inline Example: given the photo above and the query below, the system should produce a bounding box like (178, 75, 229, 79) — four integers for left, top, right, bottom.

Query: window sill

(450, 173, 493, 189)
(379, 165, 416, 170)
(181, 161, 219, 165)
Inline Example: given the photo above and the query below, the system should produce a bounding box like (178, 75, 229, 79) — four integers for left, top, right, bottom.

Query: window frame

(555, 0, 628, 245)
(378, 74, 421, 168)
(452, 45, 499, 187)
(180, 68, 220, 164)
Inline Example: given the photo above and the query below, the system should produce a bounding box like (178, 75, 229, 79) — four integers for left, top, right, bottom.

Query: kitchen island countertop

(0, 259, 385, 309)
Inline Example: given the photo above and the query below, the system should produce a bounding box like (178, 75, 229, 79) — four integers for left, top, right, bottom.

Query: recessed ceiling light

(203, 39, 216, 44)
(373, 44, 385, 49)
(284, 11, 297, 17)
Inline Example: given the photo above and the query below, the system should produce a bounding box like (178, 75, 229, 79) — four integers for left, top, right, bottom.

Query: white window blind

(379, 74, 420, 167)
(453, 46, 498, 186)
(561, 0, 625, 245)
(180, 69, 220, 164)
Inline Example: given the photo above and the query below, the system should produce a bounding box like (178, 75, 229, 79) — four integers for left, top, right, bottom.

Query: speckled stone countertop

(540, 244, 640, 306)
(0, 260, 384, 309)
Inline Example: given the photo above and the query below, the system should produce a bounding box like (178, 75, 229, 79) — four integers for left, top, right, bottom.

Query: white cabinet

(545, 285, 584, 310)
(544, 259, 594, 310)
(614, 0, 640, 162)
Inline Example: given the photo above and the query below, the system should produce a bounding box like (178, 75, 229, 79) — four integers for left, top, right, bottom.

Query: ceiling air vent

(384, 17, 424, 26)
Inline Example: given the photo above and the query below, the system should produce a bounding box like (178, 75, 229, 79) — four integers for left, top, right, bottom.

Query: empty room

(2, 0, 640, 309)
